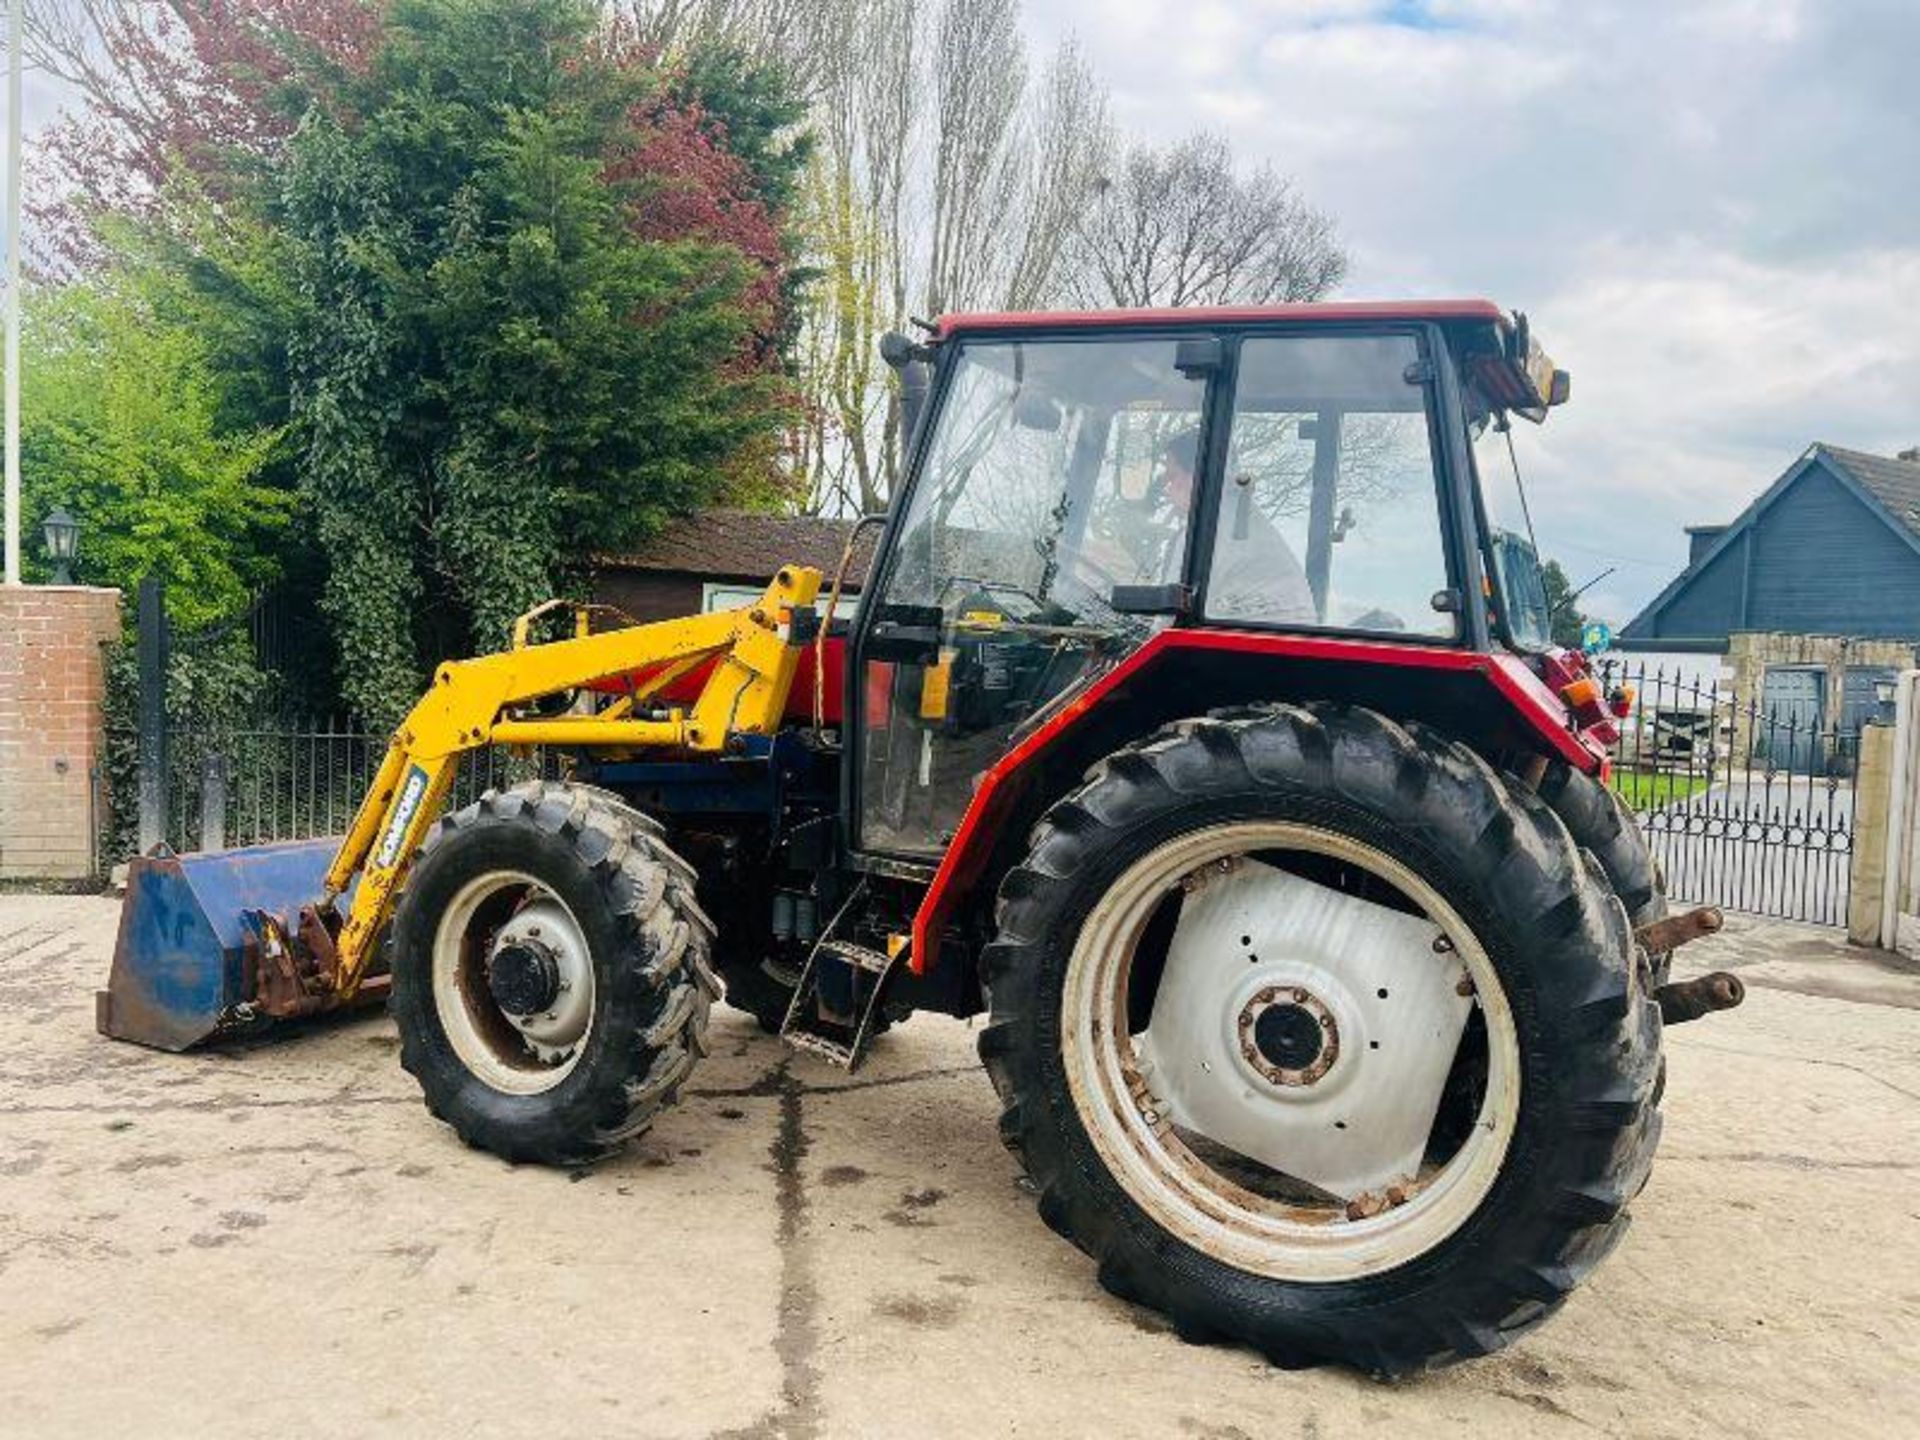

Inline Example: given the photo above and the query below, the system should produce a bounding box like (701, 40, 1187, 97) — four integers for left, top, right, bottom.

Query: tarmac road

(0, 895, 1916, 1438)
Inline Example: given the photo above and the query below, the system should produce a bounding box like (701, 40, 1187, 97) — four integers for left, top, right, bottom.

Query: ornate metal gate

(1596, 660, 1862, 927)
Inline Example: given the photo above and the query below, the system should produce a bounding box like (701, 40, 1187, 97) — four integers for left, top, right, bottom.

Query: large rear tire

(1538, 761, 1672, 985)
(980, 704, 1662, 1375)
(390, 781, 717, 1165)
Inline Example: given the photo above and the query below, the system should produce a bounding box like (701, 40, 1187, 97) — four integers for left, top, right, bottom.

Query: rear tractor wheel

(981, 705, 1662, 1375)
(1538, 760, 1672, 985)
(389, 781, 718, 1166)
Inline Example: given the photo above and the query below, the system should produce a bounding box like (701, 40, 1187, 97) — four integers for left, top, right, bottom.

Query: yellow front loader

(98, 566, 824, 1052)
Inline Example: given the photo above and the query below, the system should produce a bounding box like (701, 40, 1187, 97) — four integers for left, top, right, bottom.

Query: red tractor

(103, 300, 1742, 1373)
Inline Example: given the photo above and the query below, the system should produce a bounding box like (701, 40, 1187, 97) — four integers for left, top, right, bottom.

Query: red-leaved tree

(30, 0, 794, 367)
(28, 1, 383, 271)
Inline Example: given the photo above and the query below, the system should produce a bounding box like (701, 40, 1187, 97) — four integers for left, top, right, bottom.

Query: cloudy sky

(10, 3, 1915, 625)
(1026, 0, 1920, 624)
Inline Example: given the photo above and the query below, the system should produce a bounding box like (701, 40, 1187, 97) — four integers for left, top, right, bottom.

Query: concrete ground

(1, 897, 1916, 1439)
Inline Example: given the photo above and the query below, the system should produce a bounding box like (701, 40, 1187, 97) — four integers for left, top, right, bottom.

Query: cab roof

(934, 298, 1509, 339)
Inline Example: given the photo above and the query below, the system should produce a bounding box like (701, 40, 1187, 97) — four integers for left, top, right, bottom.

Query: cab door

(852, 333, 1214, 859)
(1201, 331, 1460, 640)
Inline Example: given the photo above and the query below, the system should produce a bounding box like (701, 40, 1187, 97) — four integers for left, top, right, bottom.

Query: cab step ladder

(778, 885, 905, 1070)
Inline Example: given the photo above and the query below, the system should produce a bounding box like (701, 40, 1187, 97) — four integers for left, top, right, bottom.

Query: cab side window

(1206, 335, 1455, 638)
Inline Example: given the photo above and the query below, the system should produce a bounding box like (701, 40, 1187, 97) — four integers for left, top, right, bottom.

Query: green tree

(23, 0, 803, 722)
(271, 0, 792, 719)
(1541, 558, 1589, 650)
(674, 41, 817, 356)
(676, 42, 814, 218)
(20, 269, 290, 626)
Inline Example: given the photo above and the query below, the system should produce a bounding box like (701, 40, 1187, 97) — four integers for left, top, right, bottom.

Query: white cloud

(1514, 241, 1920, 623)
(1026, 0, 1920, 620)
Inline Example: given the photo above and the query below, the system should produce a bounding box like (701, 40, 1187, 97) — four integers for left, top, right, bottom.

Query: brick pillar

(0, 586, 123, 881)
(1848, 722, 1895, 945)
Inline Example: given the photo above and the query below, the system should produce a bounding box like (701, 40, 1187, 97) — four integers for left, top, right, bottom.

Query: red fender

(909, 629, 1601, 973)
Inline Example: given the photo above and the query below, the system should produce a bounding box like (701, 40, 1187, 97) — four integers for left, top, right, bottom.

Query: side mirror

(881, 330, 936, 453)
(1488, 529, 1552, 649)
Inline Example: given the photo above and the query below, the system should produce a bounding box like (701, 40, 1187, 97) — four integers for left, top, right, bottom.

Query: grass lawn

(1610, 769, 1711, 811)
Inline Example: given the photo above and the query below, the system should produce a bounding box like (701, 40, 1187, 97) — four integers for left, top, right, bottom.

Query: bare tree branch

(1062, 130, 1347, 308)
(1000, 36, 1110, 310)
(922, 0, 1024, 314)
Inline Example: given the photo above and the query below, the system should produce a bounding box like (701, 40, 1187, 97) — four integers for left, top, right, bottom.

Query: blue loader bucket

(96, 838, 346, 1051)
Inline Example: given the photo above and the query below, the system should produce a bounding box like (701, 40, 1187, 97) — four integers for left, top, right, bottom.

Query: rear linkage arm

(1632, 904, 1746, 1025)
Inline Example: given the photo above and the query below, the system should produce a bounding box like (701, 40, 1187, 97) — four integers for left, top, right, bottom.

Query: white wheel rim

(1062, 821, 1521, 1282)
(430, 870, 595, 1095)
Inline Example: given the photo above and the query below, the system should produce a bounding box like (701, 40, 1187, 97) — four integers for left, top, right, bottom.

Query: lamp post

(1874, 677, 1899, 726)
(42, 505, 77, 584)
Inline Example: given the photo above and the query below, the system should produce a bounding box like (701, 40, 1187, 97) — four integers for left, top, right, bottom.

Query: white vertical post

(2, 0, 20, 585)
(1879, 671, 1919, 951)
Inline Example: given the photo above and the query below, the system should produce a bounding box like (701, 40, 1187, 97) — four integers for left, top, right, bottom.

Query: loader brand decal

(375, 764, 431, 870)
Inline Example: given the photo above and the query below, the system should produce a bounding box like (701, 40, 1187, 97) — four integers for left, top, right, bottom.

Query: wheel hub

(486, 897, 594, 1065)
(488, 939, 563, 1017)
(1243, 990, 1337, 1085)
(1134, 857, 1474, 1200)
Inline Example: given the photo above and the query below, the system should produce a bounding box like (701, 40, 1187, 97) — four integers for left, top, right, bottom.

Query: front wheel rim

(430, 870, 596, 1095)
(1061, 820, 1522, 1283)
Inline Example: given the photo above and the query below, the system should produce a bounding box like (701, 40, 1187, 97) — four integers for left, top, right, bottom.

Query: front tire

(980, 705, 1662, 1374)
(390, 781, 717, 1165)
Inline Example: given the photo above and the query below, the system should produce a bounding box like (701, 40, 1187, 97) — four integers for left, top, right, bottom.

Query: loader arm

(322, 565, 823, 995)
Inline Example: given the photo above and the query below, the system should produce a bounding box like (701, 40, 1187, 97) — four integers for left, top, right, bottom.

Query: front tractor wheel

(389, 782, 718, 1166)
(980, 705, 1662, 1375)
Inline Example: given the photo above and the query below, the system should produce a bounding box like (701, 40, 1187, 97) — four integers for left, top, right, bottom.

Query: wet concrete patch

(872, 1292, 964, 1329)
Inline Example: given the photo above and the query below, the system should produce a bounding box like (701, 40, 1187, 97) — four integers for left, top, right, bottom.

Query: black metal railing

(104, 712, 557, 859)
(1594, 659, 1861, 927)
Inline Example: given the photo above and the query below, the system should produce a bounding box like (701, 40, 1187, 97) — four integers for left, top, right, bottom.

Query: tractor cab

(852, 302, 1571, 862)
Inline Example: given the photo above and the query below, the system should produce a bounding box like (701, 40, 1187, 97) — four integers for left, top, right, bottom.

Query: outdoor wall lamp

(42, 505, 79, 584)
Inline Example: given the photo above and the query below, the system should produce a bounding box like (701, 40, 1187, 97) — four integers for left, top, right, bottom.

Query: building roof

(935, 298, 1508, 339)
(1823, 444, 1920, 535)
(1620, 443, 1920, 649)
(594, 509, 877, 582)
